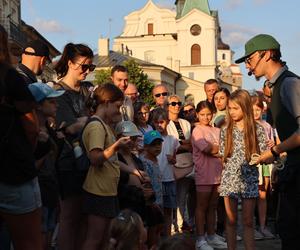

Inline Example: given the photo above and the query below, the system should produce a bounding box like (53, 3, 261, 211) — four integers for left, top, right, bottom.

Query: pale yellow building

(111, 0, 241, 103)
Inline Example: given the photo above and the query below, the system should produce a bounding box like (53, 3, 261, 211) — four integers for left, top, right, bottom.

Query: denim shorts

(0, 177, 41, 214)
(162, 181, 177, 209)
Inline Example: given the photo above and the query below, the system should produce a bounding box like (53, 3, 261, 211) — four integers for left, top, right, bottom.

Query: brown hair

(196, 100, 214, 113)
(251, 95, 264, 110)
(133, 101, 150, 125)
(224, 89, 260, 162)
(54, 43, 93, 79)
(93, 83, 124, 106)
(0, 24, 11, 64)
(105, 209, 143, 250)
(151, 107, 169, 122)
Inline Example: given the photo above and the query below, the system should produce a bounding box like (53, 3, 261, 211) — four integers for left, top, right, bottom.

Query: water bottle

(73, 141, 83, 158)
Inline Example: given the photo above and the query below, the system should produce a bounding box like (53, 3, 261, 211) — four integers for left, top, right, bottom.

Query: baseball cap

(144, 130, 163, 145)
(23, 40, 51, 62)
(115, 121, 142, 137)
(28, 82, 65, 102)
(235, 34, 280, 64)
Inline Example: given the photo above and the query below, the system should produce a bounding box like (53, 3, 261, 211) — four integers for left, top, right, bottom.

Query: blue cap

(144, 130, 163, 145)
(29, 82, 65, 102)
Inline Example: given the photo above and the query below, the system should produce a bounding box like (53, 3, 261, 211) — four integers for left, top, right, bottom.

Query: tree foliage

(94, 59, 154, 105)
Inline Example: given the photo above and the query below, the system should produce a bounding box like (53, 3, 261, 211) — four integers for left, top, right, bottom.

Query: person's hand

(38, 130, 49, 142)
(116, 136, 131, 148)
(166, 154, 176, 164)
(267, 140, 275, 149)
(133, 169, 151, 183)
(258, 150, 275, 164)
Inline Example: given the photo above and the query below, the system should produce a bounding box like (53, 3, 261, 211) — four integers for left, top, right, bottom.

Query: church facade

(113, 0, 242, 91)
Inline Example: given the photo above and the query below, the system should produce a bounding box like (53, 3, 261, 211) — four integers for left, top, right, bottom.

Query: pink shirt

(192, 125, 222, 185)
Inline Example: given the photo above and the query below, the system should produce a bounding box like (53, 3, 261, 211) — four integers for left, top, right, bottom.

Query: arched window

(222, 53, 226, 60)
(144, 50, 155, 63)
(191, 44, 201, 65)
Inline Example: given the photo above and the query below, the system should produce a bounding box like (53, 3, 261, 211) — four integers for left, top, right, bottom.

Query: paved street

(237, 238, 281, 250)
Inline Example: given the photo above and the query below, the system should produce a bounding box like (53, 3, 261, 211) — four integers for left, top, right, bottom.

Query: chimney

(98, 38, 109, 56)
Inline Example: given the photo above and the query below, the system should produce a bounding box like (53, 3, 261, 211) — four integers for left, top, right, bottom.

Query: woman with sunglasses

(166, 95, 195, 233)
(53, 43, 95, 250)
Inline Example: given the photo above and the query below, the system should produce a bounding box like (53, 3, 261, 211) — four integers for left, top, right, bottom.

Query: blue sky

(21, 0, 300, 90)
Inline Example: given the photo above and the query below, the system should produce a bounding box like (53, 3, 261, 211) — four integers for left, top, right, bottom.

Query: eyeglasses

(168, 101, 182, 107)
(154, 92, 168, 98)
(75, 62, 96, 72)
(245, 53, 257, 64)
(184, 108, 194, 114)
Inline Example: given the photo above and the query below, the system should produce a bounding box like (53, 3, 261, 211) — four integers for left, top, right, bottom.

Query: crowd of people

(1, 22, 299, 250)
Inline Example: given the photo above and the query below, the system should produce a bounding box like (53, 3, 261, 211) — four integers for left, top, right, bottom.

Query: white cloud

(32, 18, 71, 34)
(221, 23, 260, 49)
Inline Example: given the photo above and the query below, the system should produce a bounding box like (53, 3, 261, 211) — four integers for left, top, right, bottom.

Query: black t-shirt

(0, 63, 37, 184)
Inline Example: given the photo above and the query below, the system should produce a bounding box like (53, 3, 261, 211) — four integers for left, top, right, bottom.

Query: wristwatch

(270, 146, 280, 158)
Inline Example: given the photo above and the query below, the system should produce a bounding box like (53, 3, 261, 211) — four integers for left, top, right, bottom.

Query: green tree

(94, 68, 111, 85)
(94, 60, 154, 105)
(123, 59, 154, 105)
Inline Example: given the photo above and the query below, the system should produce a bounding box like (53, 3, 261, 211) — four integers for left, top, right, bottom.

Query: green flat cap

(235, 34, 280, 64)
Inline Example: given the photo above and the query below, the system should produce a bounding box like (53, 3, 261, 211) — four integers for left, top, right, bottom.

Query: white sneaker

(207, 235, 228, 249)
(196, 240, 214, 250)
(215, 233, 226, 242)
(236, 234, 242, 241)
(260, 228, 275, 239)
(254, 229, 264, 240)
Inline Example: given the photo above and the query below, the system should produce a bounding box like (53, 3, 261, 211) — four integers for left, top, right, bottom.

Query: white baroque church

(97, 0, 242, 103)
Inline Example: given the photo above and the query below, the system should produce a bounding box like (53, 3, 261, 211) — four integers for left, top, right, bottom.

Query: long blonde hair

(224, 89, 260, 162)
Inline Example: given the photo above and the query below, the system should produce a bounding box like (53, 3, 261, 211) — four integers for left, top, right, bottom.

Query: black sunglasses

(184, 108, 194, 114)
(169, 101, 182, 107)
(154, 92, 168, 98)
(76, 63, 96, 72)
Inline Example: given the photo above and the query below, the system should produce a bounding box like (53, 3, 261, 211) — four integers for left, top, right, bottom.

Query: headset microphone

(247, 52, 266, 77)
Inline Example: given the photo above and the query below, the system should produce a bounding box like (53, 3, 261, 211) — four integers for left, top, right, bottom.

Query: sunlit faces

(245, 51, 266, 79)
(214, 91, 228, 111)
(153, 116, 169, 134)
(137, 106, 150, 125)
(253, 104, 263, 121)
(228, 100, 244, 122)
(168, 97, 181, 114)
(197, 107, 213, 126)
(111, 71, 129, 92)
(153, 85, 168, 106)
(69, 56, 93, 81)
(38, 98, 57, 118)
(204, 83, 218, 102)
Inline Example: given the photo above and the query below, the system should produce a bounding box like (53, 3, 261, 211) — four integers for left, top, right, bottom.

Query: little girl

(192, 101, 226, 250)
(251, 95, 275, 239)
(106, 209, 147, 250)
(219, 89, 267, 250)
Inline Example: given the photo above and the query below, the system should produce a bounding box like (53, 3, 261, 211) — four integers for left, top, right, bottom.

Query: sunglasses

(184, 108, 194, 114)
(169, 101, 182, 107)
(76, 62, 96, 72)
(154, 92, 168, 98)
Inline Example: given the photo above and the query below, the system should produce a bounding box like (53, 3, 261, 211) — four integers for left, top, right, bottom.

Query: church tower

(175, 0, 186, 19)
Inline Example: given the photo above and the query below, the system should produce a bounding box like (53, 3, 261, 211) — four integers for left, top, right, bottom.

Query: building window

(222, 53, 226, 60)
(191, 44, 201, 65)
(148, 23, 153, 35)
(188, 72, 194, 80)
(190, 24, 201, 36)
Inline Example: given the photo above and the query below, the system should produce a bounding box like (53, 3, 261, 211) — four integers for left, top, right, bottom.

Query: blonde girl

(219, 89, 267, 250)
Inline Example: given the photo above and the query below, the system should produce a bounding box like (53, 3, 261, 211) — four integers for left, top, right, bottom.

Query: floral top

(219, 123, 267, 199)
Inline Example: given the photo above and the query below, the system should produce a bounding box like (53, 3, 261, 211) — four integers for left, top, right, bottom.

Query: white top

(157, 135, 180, 182)
(167, 118, 191, 140)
